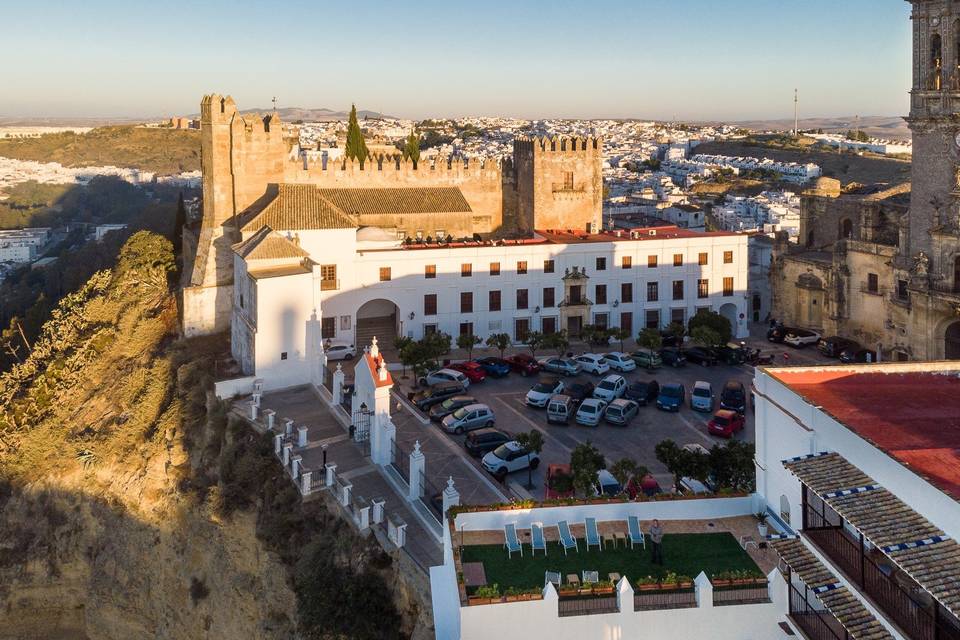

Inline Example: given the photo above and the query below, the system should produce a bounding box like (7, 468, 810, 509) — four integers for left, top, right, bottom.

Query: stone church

(772, 0, 960, 360)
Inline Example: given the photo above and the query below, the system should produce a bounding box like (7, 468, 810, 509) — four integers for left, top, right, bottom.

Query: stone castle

(183, 95, 603, 336)
(772, 0, 960, 360)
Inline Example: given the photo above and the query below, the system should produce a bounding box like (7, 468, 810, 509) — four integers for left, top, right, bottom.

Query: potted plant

(660, 571, 681, 590)
(711, 571, 733, 587)
(636, 575, 660, 591)
(504, 586, 521, 602)
(593, 579, 615, 595)
(755, 510, 768, 537)
(558, 582, 579, 597)
(676, 574, 694, 589)
(470, 584, 501, 605)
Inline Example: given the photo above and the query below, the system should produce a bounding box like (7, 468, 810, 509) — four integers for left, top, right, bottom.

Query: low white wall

(214, 376, 257, 400)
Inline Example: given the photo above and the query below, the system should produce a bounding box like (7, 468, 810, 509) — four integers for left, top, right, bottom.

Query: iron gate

(352, 407, 371, 456)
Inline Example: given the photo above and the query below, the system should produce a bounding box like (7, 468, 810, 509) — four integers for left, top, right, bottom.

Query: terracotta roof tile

(233, 226, 311, 261)
(317, 187, 471, 216)
(241, 184, 356, 232)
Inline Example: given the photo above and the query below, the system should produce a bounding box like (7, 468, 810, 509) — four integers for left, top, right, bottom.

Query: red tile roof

(770, 368, 960, 501)
(364, 352, 393, 388)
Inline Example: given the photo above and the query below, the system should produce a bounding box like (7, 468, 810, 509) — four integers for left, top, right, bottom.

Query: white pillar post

(332, 362, 345, 405)
(291, 455, 302, 480)
(247, 400, 258, 420)
(263, 409, 276, 431)
(325, 463, 337, 487)
(408, 441, 425, 502)
(371, 497, 386, 525)
(616, 576, 634, 614)
(442, 476, 460, 515)
(273, 433, 283, 456)
(282, 442, 292, 467)
(253, 378, 264, 393)
(252, 391, 262, 407)
(695, 571, 714, 608)
(340, 482, 352, 507)
(283, 418, 294, 436)
(297, 425, 308, 447)
(301, 471, 312, 495)
(357, 500, 370, 531)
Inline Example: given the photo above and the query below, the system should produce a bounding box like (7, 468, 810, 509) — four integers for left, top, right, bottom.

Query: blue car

(474, 356, 511, 378)
(656, 383, 685, 412)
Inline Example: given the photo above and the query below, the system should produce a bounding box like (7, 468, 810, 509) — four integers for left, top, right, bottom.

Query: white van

(546, 394, 574, 425)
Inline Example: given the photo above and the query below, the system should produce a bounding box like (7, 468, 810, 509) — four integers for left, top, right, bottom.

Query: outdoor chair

(627, 515, 646, 549)
(504, 523, 522, 558)
(584, 517, 602, 552)
(582, 570, 599, 583)
(544, 570, 561, 588)
(557, 520, 579, 555)
(531, 522, 547, 556)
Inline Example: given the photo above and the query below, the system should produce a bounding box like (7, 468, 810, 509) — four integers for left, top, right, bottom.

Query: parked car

(594, 469, 622, 497)
(627, 473, 662, 499)
(784, 328, 821, 348)
(630, 348, 662, 369)
(604, 398, 639, 425)
(525, 376, 564, 407)
(481, 441, 540, 480)
(719, 380, 747, 414)
(565, 379, 596, 406)
(767, 324, 795, 343)
(575, 398, 608, 426)
(412, 381, 466, 410)
(574, 353, 611, 375)
(658, 347, 687, 367)
(707, 409, 745, 438)
(464, 428, 512, 458)
(428, 395, 477, 421)
(656, 383, 685, 412)
(441, 403, 495, 434)
(546, 394, 575, 425)
(817, 336, 860, 358)
(839, 347, 878, 363)
(625, 379, 660, 405)
(325, 341, 356, 361)
(715, 344, 748, 365)
(419, 368, 470, 388)
(660, 330, 681, 347)
(505, 353, 541, 377)
(684, 346, 718, 366)
(538, 356, 580, 376)
(473, 356, 511, 378)
(593, 374, 627, 402)
(447, 361, 487, 383)
(690, 380, 714, 412)
(602, 351, 637, 372)
(544, 463, 574, 499)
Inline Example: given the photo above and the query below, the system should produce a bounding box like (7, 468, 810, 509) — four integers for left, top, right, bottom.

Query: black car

(715, 345, 747, 365)
(412, 381, 466, 410)
(464, 428, 512, 458)
(428, 395, 478, 421)
(818, 336, 859, 358)
(660, 330, 681, 347)
(767, 324, 797, 343)
(719, 380, 747, 414)
(684, 347, 718, 366)
(839, 347, 877, 363)
(658, 347, 687, 367)
(625, 379, 660, 405)
(565, 379, 596, 406)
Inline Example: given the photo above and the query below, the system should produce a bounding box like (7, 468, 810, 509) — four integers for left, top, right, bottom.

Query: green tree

(394, 336, 413, 378)
(456, 333, 481, 360)
(570, 441, 606, 497)
(709, 441, 756, 492)
(637, 327, 662, 351)
(402, 130, 421, 164)
(610, 327, 631, 352)
(515, 430, 545, 489)
(664, 322, 686, 348)
(543, 331, 570, 356)
(345, 104, 369, 165)
(654, 439, 687, 492)
(687, 309, 732, 345)
(690, 326, 722, 348)
(485, 333, 511, 359)
(525, 331, 544, 358)
(609, 457, 648, 493)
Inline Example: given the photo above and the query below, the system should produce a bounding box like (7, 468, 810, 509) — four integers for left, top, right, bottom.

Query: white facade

(0, 227, 50, 264)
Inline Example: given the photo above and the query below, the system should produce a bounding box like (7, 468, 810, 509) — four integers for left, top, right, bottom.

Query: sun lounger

(584, 517, 601, 552)
(557, 520, 578, 555)
(544, 570, 561, 588)
(628, 515, 646, 549)
(504, 523, 522, 558)
(531, 522, 547, 556)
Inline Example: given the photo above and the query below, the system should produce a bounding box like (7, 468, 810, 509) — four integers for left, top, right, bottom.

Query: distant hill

(236, 107, 394, 122)
(728, 116, 910, 141)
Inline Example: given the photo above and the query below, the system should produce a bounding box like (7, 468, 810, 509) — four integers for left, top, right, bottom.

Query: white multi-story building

(0, 227, 51, 264)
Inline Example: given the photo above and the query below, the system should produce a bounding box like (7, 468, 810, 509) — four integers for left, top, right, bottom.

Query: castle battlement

(514, 135, 603, 154)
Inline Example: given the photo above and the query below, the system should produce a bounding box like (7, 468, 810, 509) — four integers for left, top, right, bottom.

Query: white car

(481, 441, 540, 480)
(593, 374, 627, 402)
(575, 398, 608, 426)
(602, 352, 637, 372)
(419, 368, 470, 388)
(574, 353, 610, 375)
(525, 378, 564, 407)
(325, 342, 356, 361)
(783, 329, 822, 348)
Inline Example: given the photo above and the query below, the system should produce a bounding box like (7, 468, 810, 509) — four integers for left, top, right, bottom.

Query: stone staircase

(355, 315, 396, 350)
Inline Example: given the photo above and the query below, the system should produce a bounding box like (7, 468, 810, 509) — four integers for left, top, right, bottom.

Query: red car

(448, 361, 487, 383)
(505, 353, 541, 377)
(707, 409, 745, 438)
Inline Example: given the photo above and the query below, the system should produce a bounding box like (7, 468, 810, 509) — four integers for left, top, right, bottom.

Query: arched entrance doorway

(719, 303, 738, 338)
(839, 218, 853, 240)
(356, 299, 399, 350)
(946, 321, 960, 360)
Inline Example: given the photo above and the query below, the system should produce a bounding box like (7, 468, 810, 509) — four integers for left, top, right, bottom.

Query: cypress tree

(344, 104, 369, 165)
(402, 131, 421, 164)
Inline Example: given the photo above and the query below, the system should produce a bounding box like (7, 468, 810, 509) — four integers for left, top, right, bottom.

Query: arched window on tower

(807, 230, 815, 248)
(840, 218, 853, 240)
(931, 33, 944, 90)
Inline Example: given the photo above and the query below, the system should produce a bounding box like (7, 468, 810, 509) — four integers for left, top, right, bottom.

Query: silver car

(441, 403, 495, 434)
(604, 398, 639, 425)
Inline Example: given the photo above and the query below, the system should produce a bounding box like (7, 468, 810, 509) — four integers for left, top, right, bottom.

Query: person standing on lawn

(650, 519, 664, 565)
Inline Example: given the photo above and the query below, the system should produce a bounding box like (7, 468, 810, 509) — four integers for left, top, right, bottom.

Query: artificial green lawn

(459, 532, 760, 592)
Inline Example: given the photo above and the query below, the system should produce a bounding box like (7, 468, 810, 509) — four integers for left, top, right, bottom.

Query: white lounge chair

(557, 520, 579, 555)
(584, 517, 602, 552)
(504, 523, 522, 558)
(582, 570, 599, 584)
(531, 522, 547, 556)
(544, 570, 561, 588)
(628, 515, 646, 549)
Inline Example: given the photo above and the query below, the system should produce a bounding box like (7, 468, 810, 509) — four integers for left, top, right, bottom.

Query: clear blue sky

(0, 0, 912, 121)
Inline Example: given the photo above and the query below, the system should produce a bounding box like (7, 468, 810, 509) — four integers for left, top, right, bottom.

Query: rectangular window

(595, 284, 607, 305)
(517, 261, 528, 275)
(621, 256, 632, 269)
(898, 279, 909, 300)
(563, 171, 574, 190)
(515, 318, 530, 342)
(280, 352, 288, 361)
(594, 312, 609, 329)
(321, 317, 336, 339)
(698, 252, 708, 266)
(459, 322, 473, 337)
(621, 282, 633, 303)
(340, 315, 351, 330)
(671, 308, 686, 325)
(461, 263, 473, 277)
(516, 288, 529, 310)
(673, 254, 683, 267)
(460, 291, 473, 313)
(620, 312, 633, 334)
(648, 255, 658, 268)
(596, 257, 607, 271)
(697, 279, 709, 299)
(489, 290, 502, 311)
(320, 264, 338, 290)
(489, 262, 500, 276)
(423, 323, 437, 335)
(424, 264, 436, 279)
(570, 285, 583, 304)
(723, 251, 734, 264)
(672, 280, 684, 300)
(542, 316, 557, 334)
(424, 294, 437, 316)
(543, 287, 555, 308)
(647, 281, 659, 302)
(645, 309, 660, 329)
(379, 267, 391, 282)
(543, 259, 555, 274)
(867, 273, 879, 293)
(723, 277, 734, 297)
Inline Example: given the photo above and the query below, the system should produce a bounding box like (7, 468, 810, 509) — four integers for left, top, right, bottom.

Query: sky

(0, 0, 913, 121)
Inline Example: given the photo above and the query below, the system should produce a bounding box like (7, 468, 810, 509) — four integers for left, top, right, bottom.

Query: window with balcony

(516, 289, 529, 310)
(620, 311, 633, 334)
(424, 294, 437, 316)
(461, 291, 473, 313)
(489, 290, 501, 311)
(697, 279, 709, 299)
(424, 264, 436, 279)
(622, 282, 633, 303)
(515, 318, 530, 341)
(543, 287, 555, 308)
(672, 280, 684, 300)
(723, 277, 734, 296)
(320, 264, 338, 290)
(647, 281, 659, 302)
(321, 317, 335, 339)
(595, 284, 607, 305)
